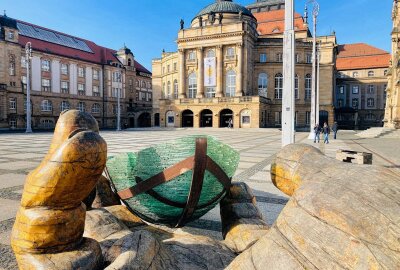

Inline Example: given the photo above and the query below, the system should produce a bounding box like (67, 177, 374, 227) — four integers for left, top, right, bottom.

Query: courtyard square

(0, 128, 399, 269)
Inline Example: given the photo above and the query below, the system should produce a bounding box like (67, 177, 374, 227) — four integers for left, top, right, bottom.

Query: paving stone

(0, 161, 38, 171)
(0, 199, 20, 221)
(0, 174, 26, 189)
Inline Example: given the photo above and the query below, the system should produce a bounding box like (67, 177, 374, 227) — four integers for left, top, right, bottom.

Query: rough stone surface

(228, 144, 400, 269)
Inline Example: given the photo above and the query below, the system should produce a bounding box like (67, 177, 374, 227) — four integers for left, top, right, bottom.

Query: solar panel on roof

(17, 22, 93, 53)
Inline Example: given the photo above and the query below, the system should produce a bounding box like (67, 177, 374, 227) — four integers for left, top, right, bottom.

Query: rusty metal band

(176, 137, 208, 227)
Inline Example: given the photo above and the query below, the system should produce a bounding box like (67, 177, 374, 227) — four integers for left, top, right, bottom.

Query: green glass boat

(106, 136, 239, 227)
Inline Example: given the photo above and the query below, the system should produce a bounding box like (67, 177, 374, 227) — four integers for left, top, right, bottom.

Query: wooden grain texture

(228, 144, 400, 269)
(11, 110, 107, 269)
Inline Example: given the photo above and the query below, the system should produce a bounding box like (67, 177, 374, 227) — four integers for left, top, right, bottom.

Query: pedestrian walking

(332, 122, 338, 139)
(323, 122, 330, 144)
(313, 123, 321, 143)
(227, 118, 233, 129)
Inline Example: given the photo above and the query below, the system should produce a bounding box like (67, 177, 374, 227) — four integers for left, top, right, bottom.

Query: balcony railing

(159, 96, 272, 105)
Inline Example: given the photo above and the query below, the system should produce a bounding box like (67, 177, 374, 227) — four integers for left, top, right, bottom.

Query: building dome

(193, 0, 255, 22)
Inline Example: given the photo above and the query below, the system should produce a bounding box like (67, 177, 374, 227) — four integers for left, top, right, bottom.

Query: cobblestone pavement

(0, 128, 398, 269)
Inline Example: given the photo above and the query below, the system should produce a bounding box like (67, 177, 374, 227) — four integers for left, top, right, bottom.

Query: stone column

(236, 43, 243, 97)
(197, 48, 204, 98)
(178, 49, 186, 98)
(216, 45, 223, 97)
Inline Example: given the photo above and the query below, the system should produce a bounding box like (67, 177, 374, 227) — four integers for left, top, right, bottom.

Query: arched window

(258, 73, 268, 97)
(305, 74, 312, 99)
(188, 73, 197, 98)
(128, 59, 132, 66)
(77, 102, 86, 112)
(167, 81, 171, 99)
(92, 103, 100, 114)
(174, 80, 178, 99)
(295, 74, 299, 99)
(41, 100, 52, 112)
(60, 101, 70, 112)
(226, 70, 236, 97)
(206, 50, 215, 57)
(274, 73, 283, 99)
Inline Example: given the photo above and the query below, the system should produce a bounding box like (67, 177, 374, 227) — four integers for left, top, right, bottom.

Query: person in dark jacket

(323, 122, 330, 144)
(313, 123, 321, 143)
(332, 122, 338, 139)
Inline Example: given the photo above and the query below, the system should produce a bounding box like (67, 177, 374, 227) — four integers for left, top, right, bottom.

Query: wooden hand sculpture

(11, 110, 107, 270)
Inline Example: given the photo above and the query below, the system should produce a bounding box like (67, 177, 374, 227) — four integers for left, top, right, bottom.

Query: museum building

(152, 0, 337, 129)
(0, 14, 152, 130)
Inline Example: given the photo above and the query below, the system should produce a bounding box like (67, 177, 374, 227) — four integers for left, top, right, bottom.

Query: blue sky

(1, 0, 393, 71)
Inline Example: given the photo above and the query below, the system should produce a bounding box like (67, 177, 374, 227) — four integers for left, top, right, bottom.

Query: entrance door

(319, 110, 329, 126)
(154, 113, 160, 127)
(200, 109, 213, 127)
(181, 110, 194, 127)
(138, 112, 151, 127)
(129, 117, 135, 128)
(219, 109, 233, 128)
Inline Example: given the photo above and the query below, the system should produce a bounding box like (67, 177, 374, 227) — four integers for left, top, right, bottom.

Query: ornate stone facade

(152, 0, 336, 129)
(384, 0, 400, 129)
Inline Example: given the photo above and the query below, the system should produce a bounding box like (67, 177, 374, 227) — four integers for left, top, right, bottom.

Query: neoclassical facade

(0, 14, 152, 130)
(384, 0, 400, 129)
(152, 0, 336, 129)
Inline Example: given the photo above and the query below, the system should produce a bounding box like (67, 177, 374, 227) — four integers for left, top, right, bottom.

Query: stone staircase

(356, 127, 395, 138)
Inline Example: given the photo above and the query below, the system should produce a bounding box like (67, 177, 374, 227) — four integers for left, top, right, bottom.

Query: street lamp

(116, 67, 122, 131)
(25, 42, 32, 133)
(307, 0, 320, 139)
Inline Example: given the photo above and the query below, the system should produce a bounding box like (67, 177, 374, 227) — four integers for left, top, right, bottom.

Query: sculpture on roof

(218, 12, 223, 24)
(209, 11, 216, 24)
(180, 18, 184, 30)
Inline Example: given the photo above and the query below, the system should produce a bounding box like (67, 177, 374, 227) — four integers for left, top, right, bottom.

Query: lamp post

(307, 0, 320, 139)
(25, 42, 32, 133)
(316, 42, 321, 126)
(116, 67, 122, 131)
(282, 0, 296, 146)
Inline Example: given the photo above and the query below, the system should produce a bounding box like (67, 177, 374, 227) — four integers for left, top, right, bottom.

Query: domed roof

(194, 0, 255, 21)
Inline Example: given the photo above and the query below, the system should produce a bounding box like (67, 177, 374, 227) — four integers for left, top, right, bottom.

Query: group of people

(314, 122, 338, 144)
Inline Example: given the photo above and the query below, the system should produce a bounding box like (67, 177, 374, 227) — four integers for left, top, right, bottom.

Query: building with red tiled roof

(0, 15, 152, 130)
(335, 43, 390, 129)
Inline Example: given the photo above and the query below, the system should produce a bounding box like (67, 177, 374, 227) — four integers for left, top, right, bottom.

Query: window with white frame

(93, 69, 99, 80)
(78, 83, 85, 95)
(162, 82, 166, 98)
(188, 73, 197, 98)
(306, 53, 312, 63)
(365, 113, 376, 121)
(306, 111, 311, 125)
(259, 53, 267, 63)
(338, 86, 345, 94)
(258, 73, 268, 97)
(61, 81, 69, 93)
(9, 98, 16, 110)
(41, 119, 54, 129)
(8, 31, 15, 40)
(42, 79, 51, 92)
(295, 74, 299, 99)
(41, 59, 50, 72)
(78, 67, 85, 77)
(174, 80, 178, 99)
(9, 55, 16, 76)
(367, 98, 375, 107)
(305, 74, 311, 99)
(275, 111, 282, 124)
(61, 64, 68, 75)
(148, 93, 152, 101)
(173, 62, 177, 71)
(276, 53, 283, 62)
(60, 101, 70, 112)
(188, 51, 196, 60)
(368, 71, 374, 77)
(295, 54, 300, 63)
(9, 118, 16, 129)
(92, 103, 100, 114)
(226, 47, 235, 59)
(207, 50, 215, 57)
(77, 102, 86, 112)
(93, 85, 100, 96)
(352, 85, 359, 94)
(367, 85, 374, 94)
(226, 70, 236, 97)
(337, 99, 343, 108)
(205, 87, 216, 98)
(41, 100, 52, 112)
(274, 73, 283, 99)
(167, 81, 171, 98)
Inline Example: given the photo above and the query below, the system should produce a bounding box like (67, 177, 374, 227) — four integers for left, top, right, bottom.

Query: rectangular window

(9, 119, 16, 129)
(41, 60, 50, 71)
(78, 83, 85, 95)
(295, 54, 300, 63)
(339, 86, 345, 94)
(188, 51, 196, 60)
(352, 98, 359, 108)
(367, 85, 374, 94)
(306, 53, 312, 64)
(9, 98, 16, 110)
(337, 99, 343, 107)
(42, 79, 51, 92)
(276, 53, 283, 62)
(112, 71, 121, 82)
(61, 64, 68, 75)
(173, 63, 177, 71)
(367, 98, 375, 107)
(295, 76, 299, 99)
(306, 111, 311, 125)
(274, 111, 282, 124)
(352, 85, 359, 94)
(167, 65, 170, 73)
(259, 53, 267, 63)
(61, 81, 69, 93)
(78, 67, 85, 77)
(93, 85, 100, 96)
(205, 87, 216, 98)
(112, 88, 121, 98)
(8, 31, 15, 40)
(93, 69, 99, 80)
